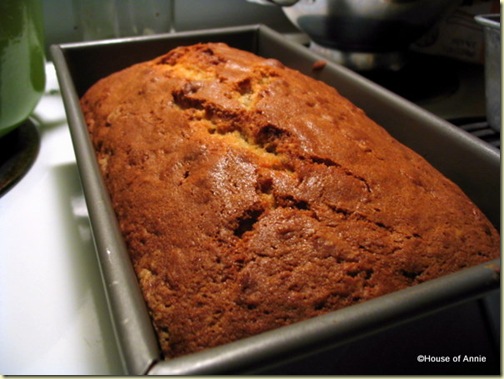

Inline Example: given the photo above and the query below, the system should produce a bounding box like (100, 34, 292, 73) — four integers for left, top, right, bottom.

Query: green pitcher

(0, 0, 45, 138)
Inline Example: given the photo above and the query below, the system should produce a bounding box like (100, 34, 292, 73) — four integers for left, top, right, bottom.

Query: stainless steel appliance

(251, 0, 461, 70)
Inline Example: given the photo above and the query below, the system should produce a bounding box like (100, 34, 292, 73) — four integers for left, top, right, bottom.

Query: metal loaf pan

(50, 25, 500, 375)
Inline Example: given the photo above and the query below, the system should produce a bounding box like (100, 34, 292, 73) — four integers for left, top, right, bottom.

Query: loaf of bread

(80, 43, 500, 358)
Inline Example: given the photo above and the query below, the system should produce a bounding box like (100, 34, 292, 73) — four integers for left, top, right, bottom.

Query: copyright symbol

(417, 355, 424, 363)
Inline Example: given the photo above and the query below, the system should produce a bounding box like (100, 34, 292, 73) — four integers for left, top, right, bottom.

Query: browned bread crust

(81, 43, 500, 358)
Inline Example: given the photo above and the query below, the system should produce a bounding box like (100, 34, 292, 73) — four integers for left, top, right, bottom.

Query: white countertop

(0, 63, 124, 375)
